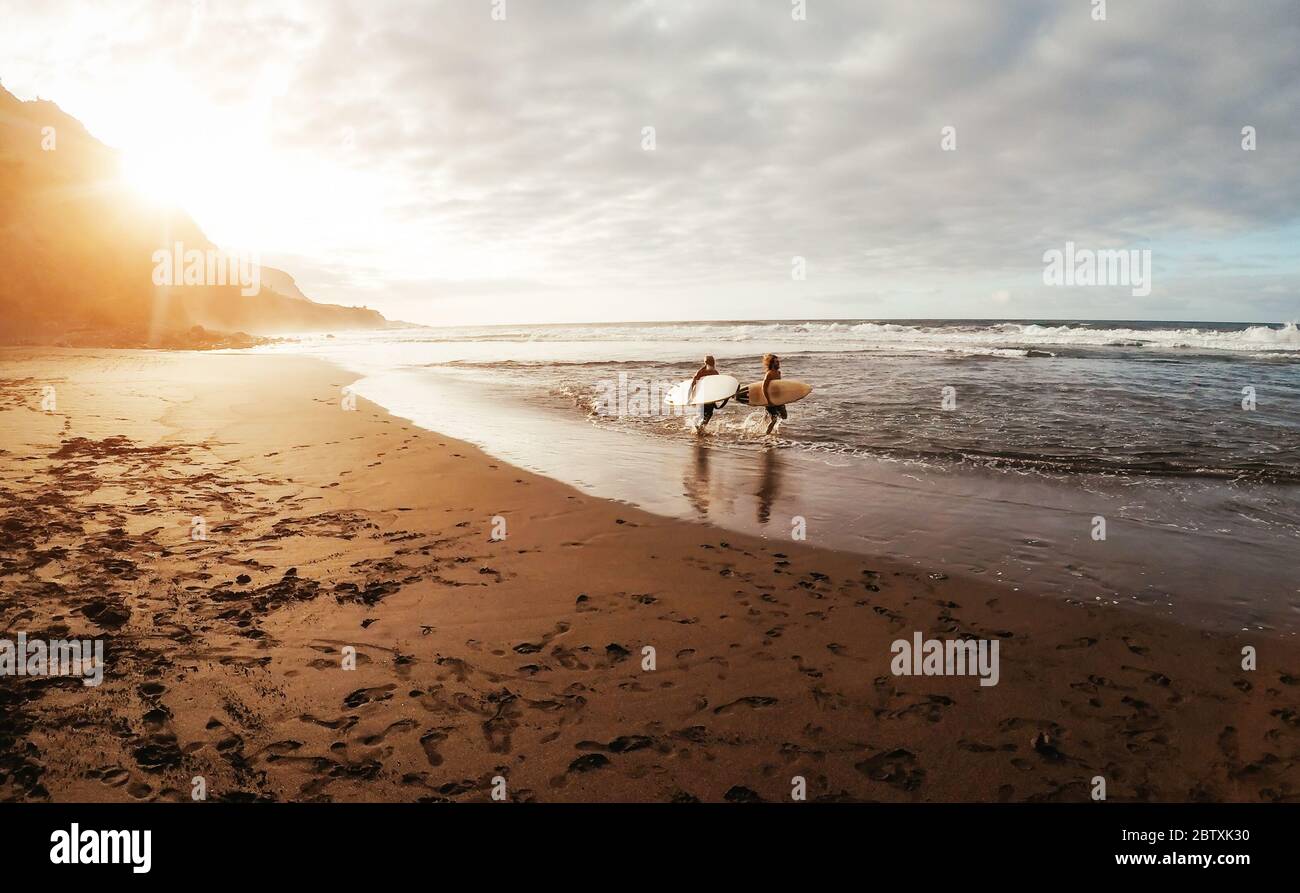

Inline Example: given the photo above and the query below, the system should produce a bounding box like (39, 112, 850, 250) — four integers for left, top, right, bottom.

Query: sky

(2, 0, 1298, 325)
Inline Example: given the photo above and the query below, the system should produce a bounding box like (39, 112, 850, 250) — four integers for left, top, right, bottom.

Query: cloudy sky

(3, 0, 1298, 325)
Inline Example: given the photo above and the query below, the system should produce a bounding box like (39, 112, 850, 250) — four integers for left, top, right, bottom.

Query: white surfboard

(663, 374, 740, 407)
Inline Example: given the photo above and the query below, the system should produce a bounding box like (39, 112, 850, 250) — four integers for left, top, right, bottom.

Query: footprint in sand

(1121, 637, 1150, 656)
(419, 728, 452, 766)
(575, 735, 656, 754)
(299, 713, 359, 732)
(713, 695, 778, 715)
(552, 645, 591, 670)
(342, 684, 396, 708)
(257, 740, 306, 762)
(94, 766, 131, 788)
(359, 719, 418, 746)
(855, 748, 925, 792)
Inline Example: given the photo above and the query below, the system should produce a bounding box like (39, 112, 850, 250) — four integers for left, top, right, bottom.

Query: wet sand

(0, 348, 1295, 802)
(339, 363, 1300, 634)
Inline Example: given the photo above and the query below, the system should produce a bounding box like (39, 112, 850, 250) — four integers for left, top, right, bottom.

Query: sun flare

(119, 132, 278, 247)
(121, 149, 187, 207)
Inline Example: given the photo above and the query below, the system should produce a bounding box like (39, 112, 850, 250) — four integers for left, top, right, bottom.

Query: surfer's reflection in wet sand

(682, 441, 712, 517)
(756, 446, 782, 525)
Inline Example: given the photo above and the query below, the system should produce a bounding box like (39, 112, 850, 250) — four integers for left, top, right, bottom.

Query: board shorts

(698, 397, 729, 423)
(734, 384, 787, 418)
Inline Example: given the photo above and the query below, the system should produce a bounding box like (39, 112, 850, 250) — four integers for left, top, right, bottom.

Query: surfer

(735, 353, 787, 434)
(688, 355, 727, 431)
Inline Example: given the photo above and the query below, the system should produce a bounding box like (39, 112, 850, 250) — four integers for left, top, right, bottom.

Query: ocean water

(250, 320, 1300, 632)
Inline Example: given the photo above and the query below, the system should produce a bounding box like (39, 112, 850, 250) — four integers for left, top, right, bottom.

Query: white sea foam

(588, 320, 1300, 354)
(250, 321, 1300, 373)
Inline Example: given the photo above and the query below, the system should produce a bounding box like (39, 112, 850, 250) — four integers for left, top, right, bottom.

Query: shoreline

(0, 348, 1296, 802)
(322, 357, 1300, 636)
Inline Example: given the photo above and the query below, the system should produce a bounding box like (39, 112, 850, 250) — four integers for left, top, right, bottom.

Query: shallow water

(249, 319, 1300, 633)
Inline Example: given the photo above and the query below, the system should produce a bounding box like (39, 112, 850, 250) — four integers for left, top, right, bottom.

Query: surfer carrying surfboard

(668, 354, 806, 436)
(734, 353, 788, 434)
(689, 355, 728, 431)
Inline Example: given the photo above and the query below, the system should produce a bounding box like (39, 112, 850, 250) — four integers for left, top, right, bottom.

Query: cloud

(3, 0, 1298, 322)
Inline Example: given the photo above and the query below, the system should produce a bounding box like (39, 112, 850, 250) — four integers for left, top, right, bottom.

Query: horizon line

(388, 316, 1295, 330)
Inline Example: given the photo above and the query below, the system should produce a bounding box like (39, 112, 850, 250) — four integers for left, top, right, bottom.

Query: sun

(121, 149, 187, 208)
(109, 74, 282, 248)
(119, 129, 281, 249)
(107, 77, 406, 265)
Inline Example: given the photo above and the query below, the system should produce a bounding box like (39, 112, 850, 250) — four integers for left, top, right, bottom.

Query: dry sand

(0, 348, 1295, 802)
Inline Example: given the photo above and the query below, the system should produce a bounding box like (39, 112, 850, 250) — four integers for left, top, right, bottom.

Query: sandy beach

(0, 348, 1294, 803)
